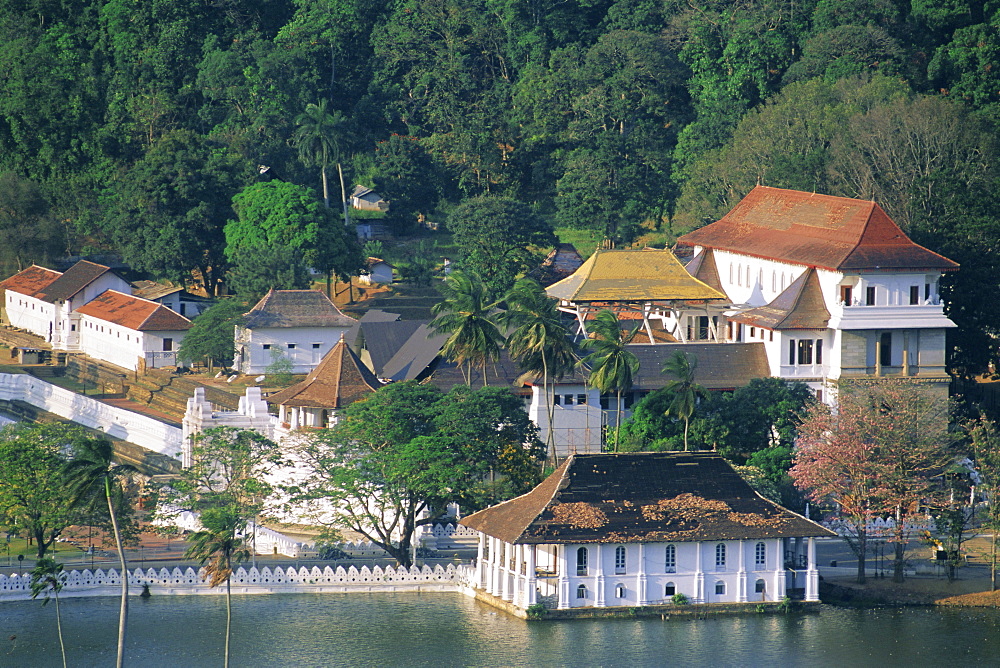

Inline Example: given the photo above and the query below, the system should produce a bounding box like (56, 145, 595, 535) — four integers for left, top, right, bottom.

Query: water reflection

(4, 594, 1000, 667)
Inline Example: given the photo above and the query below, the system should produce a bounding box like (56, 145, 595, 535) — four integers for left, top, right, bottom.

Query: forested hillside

(1, 0, 1000, 372)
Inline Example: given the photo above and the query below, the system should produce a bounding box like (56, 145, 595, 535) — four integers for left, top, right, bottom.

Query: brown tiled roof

(731, 268, 830, 330)
(0, 265, 62, 298)
(546, 249, 728, 303)
(627, 343, 769, 391)
(676, 186, 959, 272)
(267, 338, 382, 408)
(74, 290, 192, 331)
(461, 452, 835, 544)
(683, 248, 729, 299)
(131, 280, 184, 301)
(39, 260, 113, 303)
(242, 290, 356, 329)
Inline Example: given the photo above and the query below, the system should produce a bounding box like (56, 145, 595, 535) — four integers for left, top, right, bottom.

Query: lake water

(4, 593, 1000, 667)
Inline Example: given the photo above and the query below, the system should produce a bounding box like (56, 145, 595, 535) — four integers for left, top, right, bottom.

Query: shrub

(671, 593, 689, 605)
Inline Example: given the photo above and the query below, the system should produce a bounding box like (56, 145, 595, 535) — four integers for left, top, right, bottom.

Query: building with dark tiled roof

(676, 186, 958, 403)
(460, 452, 833, 612)
(234, 290, 357, 374)
(74, 290, 192, 370)
(268, 337, 383, 432)
(131, 280, 212, 319)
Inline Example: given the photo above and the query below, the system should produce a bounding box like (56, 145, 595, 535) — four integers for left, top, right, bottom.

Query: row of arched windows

(729, 262, 791, 293)
(574, 542, 767, 575)
(575, 579, 767, 600)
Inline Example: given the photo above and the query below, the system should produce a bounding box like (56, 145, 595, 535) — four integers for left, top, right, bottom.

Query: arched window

(772, 271, 776, 292)
(759, 268, 763, 285)
(577, 547, 588, 576)
(665, 544, 676, 573)
(577, 584, 588, 599)
(755, 579, 766, 594)
(615, 546, 627, 574)
(715, 581, 726, 596)
(755, 542, 766, 568)
(664, 582, 676, 596)
(729, 263, 733, 283)
(615, 583, 626, 598)
(715, 543, 726, 569)
(737, 264, 742, 286)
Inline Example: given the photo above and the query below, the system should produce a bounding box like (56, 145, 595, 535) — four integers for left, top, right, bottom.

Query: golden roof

(545, 248, 727, 303)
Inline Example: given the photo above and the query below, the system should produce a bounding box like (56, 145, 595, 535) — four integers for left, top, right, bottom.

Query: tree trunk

(106, 480, 128, 668)
(326, 270, 333, 299)
(55, 589, 66, 668)
(614, 389, 622, 452)
(224, 576, 232, 668)
(892, 541, 905, 583)
(321, 164, 330, 209)
(992, 531, 997, 592)
(337, 162, 350, 228)
(543, 353, 556, 465)
(683, 417, 690, 452)
(856, 533, 867, 585)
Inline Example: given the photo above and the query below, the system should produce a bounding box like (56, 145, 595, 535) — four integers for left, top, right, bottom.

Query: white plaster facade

(235, 326, 352, 375)
(527, 383, 604, 457)
(5, 291, 57, 341)
(50, 272, 132, 351)
(76, 313, 188, 372)
(473, 535, 818, 610)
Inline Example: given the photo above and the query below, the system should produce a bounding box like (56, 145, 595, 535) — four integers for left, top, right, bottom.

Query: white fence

(0, 564, 476, 601)
(821, 516, 936, 538)
(0, 372, 183, 458)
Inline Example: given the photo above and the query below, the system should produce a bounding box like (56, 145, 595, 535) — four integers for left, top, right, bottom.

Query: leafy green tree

(579, 309, 640, 450)
(0, 171, 63, 277)
(288, 381, 544, 566)
(661, 350, 710, 452)
(967, 416, 1000, 590)
(177, 298, 249, 370)
(64, 436, 137, 668)
(102, 130, 253, 295)
(29, 557, 67, 668)
(0, 424, 83, 559)
(225, 181, 362, 299)
(373, 134, 440, 234)
(185, 505, 251, 668)
(447, 196, 554, 299)
(294, 99, 347, 211)
(500, 278, 576, 461)
(430, 271, 504, 386)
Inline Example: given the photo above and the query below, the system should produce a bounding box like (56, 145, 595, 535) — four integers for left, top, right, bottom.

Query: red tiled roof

(676, 186, 959, 272)
(75, 290, 192, 331)
(0, 265, 62, 298)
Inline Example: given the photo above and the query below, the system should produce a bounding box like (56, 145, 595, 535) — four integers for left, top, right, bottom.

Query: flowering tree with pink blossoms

(790, 380, 953, 583)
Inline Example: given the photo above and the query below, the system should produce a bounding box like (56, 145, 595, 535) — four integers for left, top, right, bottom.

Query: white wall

(528, 384, 604, 456)
(235, 325, 353, 374)
(5, 293, 55, 340)
(0, 372, 183, 458)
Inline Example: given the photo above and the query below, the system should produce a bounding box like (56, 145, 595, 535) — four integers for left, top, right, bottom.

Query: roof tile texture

(39, 260, 112, 303)
(74, 290, 192, 331)
(0, 265, 62, 298)
(242, 290, 356, 329)
(676, 186, 958, 272)
(267, 338, 382, 408)
(461, 452, 834, 544)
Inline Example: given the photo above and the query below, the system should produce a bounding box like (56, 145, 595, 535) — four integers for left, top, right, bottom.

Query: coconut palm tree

(185, 505, 251, 668)
(29, 557, 67, 668)
(579, 309, 640, 451)
(430, 271, 503, 386)
(500, 278, 575, 462)
(64, 437, 136, 668)
(662, 350, 710, 451)
(293, 99, 349, 219)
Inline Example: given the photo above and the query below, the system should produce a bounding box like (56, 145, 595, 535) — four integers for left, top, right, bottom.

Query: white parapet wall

(0, 373, 183, 458)
(0, 564, 475, 601)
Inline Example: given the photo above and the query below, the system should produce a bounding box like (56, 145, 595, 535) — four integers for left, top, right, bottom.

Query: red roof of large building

(75, 290, 192, 331)
(0, 265, 62, 298)
(676, 186, 959, 272)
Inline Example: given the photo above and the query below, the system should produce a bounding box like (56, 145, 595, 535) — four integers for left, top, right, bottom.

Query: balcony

(830, 303, 955, 330)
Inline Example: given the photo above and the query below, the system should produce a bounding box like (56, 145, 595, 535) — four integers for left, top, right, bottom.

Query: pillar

(595, 544, 606, 607)
(557, 545, 569, 609)
(475, 533, 485, 589)
(637, 543, 648, 605)
(806, 537, 819, 602)
(526, 545, 538, 606)
(737, 539, 747, 602)
(695, 542, 705, 603)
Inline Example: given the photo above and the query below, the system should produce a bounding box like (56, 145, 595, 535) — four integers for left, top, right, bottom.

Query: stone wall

(0, 372, 183, 457)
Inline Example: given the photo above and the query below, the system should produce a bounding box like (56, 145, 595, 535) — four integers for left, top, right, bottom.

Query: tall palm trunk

(321, 144, 330, 209)
(337, 162, 350, 227)
(543, 351, 557, 464)
(683, 417, 690, 451)
(614, 389, 623, 452)
(106, 478, 128, 668)
(54, 588, 66, 668)
(224, 576, 232, 668)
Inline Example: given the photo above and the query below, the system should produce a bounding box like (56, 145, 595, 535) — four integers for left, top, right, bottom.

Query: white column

(475, 533, 485, 589)
(490, 538, 502, 597)
(595, 544, 606, 607)
(774, 539, 785, 600)
(557, 545, 569, 609)
(637, 543, 648, 605)
(526, 545, 538, 606)
(737, 539, 747, 602)
(695, 542, 705, 603)
(515, 543, 525, 606)
(502, 541, 513, 601)
(806, 537, 819, 602)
